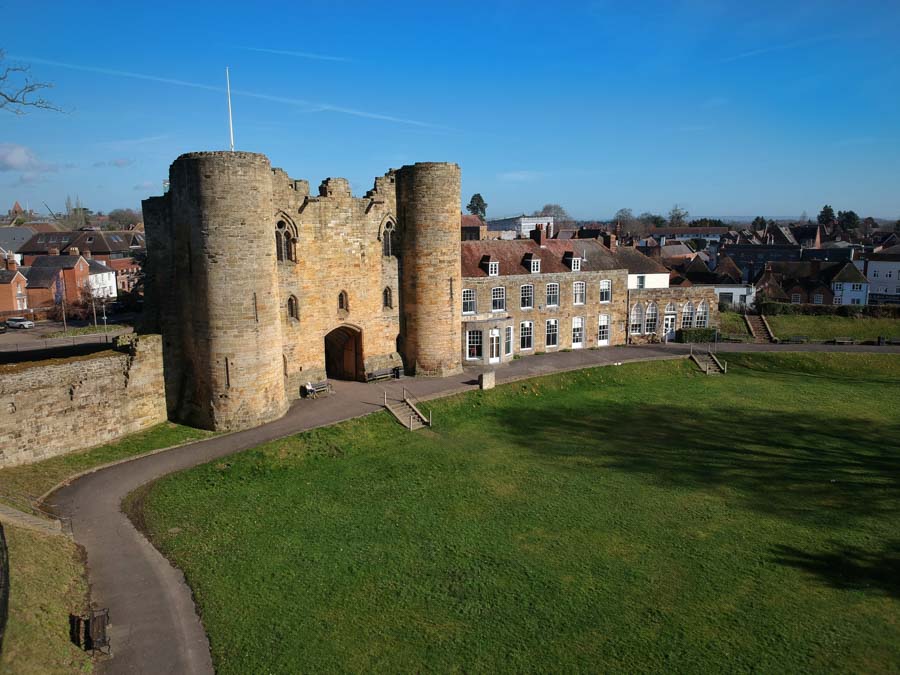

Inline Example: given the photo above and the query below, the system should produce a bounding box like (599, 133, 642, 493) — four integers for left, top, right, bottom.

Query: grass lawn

(0, 525, 92, 674)
(0, 422, 212, 507)
(766, 315, 900, 342)
(141, 354, 900, 673)
(718, 310, 750, 336)
(42, 325, 122, 339)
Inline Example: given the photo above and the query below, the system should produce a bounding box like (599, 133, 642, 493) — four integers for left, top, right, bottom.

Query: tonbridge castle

(142, 152, 464, 431)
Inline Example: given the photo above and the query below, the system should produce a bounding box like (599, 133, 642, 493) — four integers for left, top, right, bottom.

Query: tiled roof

(30, 255, 84, 270)
(460, 213, 483, 228)
(0, 226, 36, 252)
(869, 244, 900, 262)
(19, 266, 60, 288)
(755, 261, 866, 286)
(0, 269, 22, 284)
(87, 260, 113, 274)
(461, 239, 627, 277)
(612, 246, 669, 274)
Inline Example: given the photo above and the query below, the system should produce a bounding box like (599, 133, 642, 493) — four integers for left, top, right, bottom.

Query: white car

(6, 317, 35, 329)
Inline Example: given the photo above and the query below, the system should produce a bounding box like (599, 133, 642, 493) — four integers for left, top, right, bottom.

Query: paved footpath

(45, 343, 900, 674)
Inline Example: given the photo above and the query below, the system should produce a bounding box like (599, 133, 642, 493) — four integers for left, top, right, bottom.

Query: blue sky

(1, 0, 899, 220)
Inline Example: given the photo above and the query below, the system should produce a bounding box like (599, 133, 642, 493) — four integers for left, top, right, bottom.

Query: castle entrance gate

(324, 325, 364, 381)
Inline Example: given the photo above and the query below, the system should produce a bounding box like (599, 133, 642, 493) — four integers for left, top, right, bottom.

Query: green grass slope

(141, 354, 900, 673)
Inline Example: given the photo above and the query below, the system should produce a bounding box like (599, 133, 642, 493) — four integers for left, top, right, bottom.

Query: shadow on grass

(771, 541, 900, 599)
(490, 402, 900, 525)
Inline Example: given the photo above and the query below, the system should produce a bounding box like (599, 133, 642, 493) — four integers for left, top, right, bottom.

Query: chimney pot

(69, 247, 79, 257)
(530, 225, 546, 247)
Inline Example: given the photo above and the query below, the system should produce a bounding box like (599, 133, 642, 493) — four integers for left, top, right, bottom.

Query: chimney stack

(69, 247, 79, 257)
(4, 253, 16, 272)
(48, 247, 60, 256)
(83, 249, 92, 260)
(530, 223, 546, 247)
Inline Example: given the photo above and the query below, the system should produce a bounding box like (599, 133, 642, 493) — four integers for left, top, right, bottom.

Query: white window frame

(505, 326, 513, 356)
(834, 282, 843, 291)
(571, 257, 581, 272)
(488, 261, 499, 277)
(695, 301, 709, 328)
(851, 283, 863, 291)
(636, 275, 646, 289)
(644, 303, 658, 333)
(572, 316, 584, 348)
(630, 303, 645, 335)
(545, 319, 559, 348)
(681, 302, 694, 329)
(546, 282, 559, 307)
(598, 314, 610, 345)
(462, 288, 476, 315)
(466, 330, 483, 360)
(790, 293, 801, 304)
(833, 296, 842, 304)
(599, 279, 611, 303)
(520, 284, 534, 309)
(573, 281, 586, 305)
(520, 321, 533, 350)
(530, 258, 541, 273)
(491, 286, 506, 312)
(813, 293, 824, 305)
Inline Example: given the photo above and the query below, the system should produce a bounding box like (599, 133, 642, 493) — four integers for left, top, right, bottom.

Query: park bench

(83, 608, 110, 655)
(786, 335, 808, 344)
(302, 381, 333, 398)
(365, 367, 400, 383)
(833, 337, 855, 345)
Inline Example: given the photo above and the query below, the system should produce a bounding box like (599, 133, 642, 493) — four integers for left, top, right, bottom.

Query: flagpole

(226, 67, 235, 152)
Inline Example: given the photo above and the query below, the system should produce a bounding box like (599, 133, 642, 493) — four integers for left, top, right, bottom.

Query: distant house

(754, 261, 869, 306)
(460, 213, 485, 241)
(667, 254, 757, 309)
(862, 244, 900, 305)
(0, 226, 36, 264)
(484, 215, 555, 240)
(0, 255, 28, 312)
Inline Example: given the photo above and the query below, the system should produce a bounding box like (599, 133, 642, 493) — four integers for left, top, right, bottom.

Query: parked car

(0, 324, 6, 334)
(6, 317, 35, 329)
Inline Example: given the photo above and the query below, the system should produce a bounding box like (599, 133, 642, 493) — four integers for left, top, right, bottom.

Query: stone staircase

(385, 389, 431, 430)
(745, 314, 775, 343)
(690, 350, 726, 375)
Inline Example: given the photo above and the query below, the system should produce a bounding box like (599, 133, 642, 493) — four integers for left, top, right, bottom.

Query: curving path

(46, 343, 900, 674)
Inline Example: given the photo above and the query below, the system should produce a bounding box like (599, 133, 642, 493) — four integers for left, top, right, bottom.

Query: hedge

(758, 301, 900, 318)
(677, 328, 718, 343)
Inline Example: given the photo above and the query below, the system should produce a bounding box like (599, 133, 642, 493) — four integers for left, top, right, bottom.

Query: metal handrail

(403, 387, 432, 427)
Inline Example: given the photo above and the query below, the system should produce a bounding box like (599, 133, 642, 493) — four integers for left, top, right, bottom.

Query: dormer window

(563, 251, 581, 271)
(571, 257, 581, 272)
(488, 261, 499, 277)
(531, 258, 541, 273)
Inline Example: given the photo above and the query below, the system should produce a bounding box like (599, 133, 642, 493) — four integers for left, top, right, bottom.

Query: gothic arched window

(383, 287, 393, 309)
(276, 219, 298, 263)
(338, 290, 349, 312)
(287, 295, 299, 321)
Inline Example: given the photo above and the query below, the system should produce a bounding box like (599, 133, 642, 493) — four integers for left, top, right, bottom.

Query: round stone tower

(396, 162, 462, 376)
(168, 151, 287, 430)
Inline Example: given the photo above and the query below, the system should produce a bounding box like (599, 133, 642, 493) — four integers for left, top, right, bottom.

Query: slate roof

(19, 266, 60, 288)
(0, 226, 36, 252)
(753, 261, 867, 286)
(30, 255, 84, 270)
(18, 230, 146, 255)
(0, 269, 24, 284)
(87, 259, 114, 274)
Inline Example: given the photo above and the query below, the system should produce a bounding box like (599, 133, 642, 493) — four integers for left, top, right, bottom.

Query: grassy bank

(766, 315, 900, 342)
(718, 310, 750, 336)
(42, 325, 123, 339)
(141, 354, 900, 673)
(0, 422, 213, 507)
(0, 525, 92, 674)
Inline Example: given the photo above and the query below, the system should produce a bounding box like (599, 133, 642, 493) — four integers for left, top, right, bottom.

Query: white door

(572, 317, 584, 349)
(598, 314, 609, 346)
(489, 329, 501, 364)
(664, 314, 677, 341)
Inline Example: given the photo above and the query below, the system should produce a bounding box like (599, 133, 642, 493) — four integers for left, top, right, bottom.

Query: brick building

(0, 255, 28, 312)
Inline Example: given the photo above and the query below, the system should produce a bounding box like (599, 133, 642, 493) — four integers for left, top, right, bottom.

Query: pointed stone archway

(324, 325, 364, 381)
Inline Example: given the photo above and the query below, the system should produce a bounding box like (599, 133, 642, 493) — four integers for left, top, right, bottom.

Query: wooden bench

(84, 608, 110, 655)
(302, 381, 332, 398)
(786, 335, 809, 344)
(834, 337, 855, 345)
(365, 367, 399, 383)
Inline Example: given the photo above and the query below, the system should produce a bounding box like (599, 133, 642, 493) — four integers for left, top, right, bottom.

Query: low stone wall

(0, 335, 167, 468)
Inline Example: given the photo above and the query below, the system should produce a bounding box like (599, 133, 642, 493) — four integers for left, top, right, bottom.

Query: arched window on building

(665, 302, 676, 314)
(695, 301, 709, 328)
(383, 287, 393, 309)
(287, 295, 299, 321)
(382, 220, 398, 257)
(276, 219, 298, 263)
(338, 290, 349, 312)
(681, 302, 695, 328)
(644, 303, 658, 334)
(630, 303, 645, 335)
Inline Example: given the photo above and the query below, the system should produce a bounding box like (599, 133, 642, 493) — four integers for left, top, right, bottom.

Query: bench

(365, 367, 400, 383)
(84, 608, 110, 655)
(786, 335, 809, 344)
(302, 381, 332, 398)
(834, 337, 855, 345)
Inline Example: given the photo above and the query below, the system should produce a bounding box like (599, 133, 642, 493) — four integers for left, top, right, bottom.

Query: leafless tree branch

(0, 49, 63, 114)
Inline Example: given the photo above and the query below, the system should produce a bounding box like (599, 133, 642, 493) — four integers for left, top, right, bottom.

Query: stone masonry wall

(0, 335, 167, 468)
(629, 286, 719, 343)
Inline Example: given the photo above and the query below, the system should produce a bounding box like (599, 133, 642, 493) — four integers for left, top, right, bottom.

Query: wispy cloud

(0, 143, 54, 172)
(93, 158, 134, 168)
(133, 180, 156, 191)
(720, 35, 838, 63)
(15, 55, 443, 129)
(240, 47, 352, 63)
(498, 170, 545, 183)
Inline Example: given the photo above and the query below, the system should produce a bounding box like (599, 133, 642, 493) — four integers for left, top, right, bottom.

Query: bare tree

(0, 50, 61, 114)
